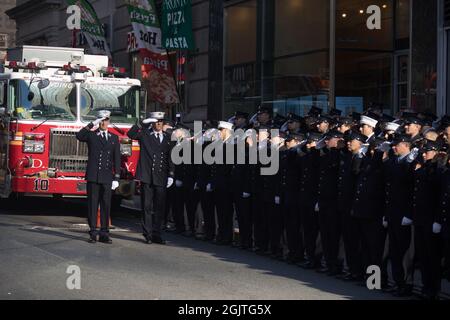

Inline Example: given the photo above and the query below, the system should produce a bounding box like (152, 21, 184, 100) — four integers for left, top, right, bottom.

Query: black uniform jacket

(352, 151, 385, 220)
(299, 146, 320, 206)
(318, 147, 341, 206)
(383, 154, 415, 224)
(128, 124, 175, 187)
(76, 125, 121, 184)
(412, 160, 440, 226)
(438, 166, 450, 226)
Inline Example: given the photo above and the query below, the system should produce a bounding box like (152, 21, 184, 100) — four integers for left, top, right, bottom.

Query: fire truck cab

(0, 46, 141, 199)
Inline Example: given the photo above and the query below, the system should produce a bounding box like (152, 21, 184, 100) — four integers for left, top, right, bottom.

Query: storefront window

(269, 0, 330, 116)
(411, 0, 437, 114)
(274, 0, 329, 57)
(335, 0, 394, 114)
(396, 0, 410, 49)
(224, 0, 258, 118)
(273, 53, 329, 115)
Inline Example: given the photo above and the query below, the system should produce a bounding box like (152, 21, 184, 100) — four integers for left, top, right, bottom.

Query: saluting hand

(92, 117, 107, 127)
(143, 118, 158, 124)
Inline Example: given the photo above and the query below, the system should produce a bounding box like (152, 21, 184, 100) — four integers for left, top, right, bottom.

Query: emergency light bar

(62, 63, 91, 74)
(100, 66, 127, 77)
(6, 61, 46, 71)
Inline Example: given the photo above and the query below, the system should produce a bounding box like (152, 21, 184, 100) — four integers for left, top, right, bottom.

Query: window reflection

(271, 0, 330, 116)
(335, 0, 394, 114)
(224, 0, 258, 118)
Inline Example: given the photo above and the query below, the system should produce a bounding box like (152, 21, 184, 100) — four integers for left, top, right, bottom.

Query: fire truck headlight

(23, 133, 45, 154)
(34, 143, 45, 153)
(23, 142, 35, 153)
(120, 138, 132, 156)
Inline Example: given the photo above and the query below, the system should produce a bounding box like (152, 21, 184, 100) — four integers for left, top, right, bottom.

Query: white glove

(111, 181, 119, 191)
(401, 216, 413, 226)
(378, 141, 392, 153)
(275, 196, 281, 205)
(206, 183, 213, 193)
(407, 148, 419, 163)
(93, 117, 106, 127)
(194, 182, 200, 190)
(315, 203, 320, 212)
(143, 118, 158, 124)
(175, 180, 183, 188)
(242, 192, 251, 199)
(382, 216, 388, 228)
(433, 222, 442, 234)
(167, 177, 174, 188)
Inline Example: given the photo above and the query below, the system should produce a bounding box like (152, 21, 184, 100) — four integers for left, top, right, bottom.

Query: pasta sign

(141, 51, 179, 104)
(162, 0, 195, 50)
(126, 0, 180, 104)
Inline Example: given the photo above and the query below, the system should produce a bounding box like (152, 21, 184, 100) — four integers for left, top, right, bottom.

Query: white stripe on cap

(385, 122, 400, 132)
(218, 121, 234, 130)
(360, 115, 378, 128)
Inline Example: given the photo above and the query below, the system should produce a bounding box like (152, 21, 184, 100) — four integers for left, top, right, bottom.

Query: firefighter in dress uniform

(128, 112, 175, 245)
(76, 110, 121, 244)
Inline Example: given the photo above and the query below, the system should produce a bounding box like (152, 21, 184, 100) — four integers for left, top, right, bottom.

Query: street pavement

(0, 198, 428, 300)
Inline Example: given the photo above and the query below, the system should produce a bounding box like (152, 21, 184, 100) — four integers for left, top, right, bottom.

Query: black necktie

(156, 133, 161, 144)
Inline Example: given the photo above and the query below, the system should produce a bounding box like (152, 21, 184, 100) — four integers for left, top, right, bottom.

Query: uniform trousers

(141, 183, 166, 240)
(87, 182, 112, 237)
(318, 204, 342, 270)
(300, 202, 320, 263)
(415, 225, 443, 296)
(214, 189, 234, 243)
(233, 191, 252, 248)
(388, 222, 415, 288)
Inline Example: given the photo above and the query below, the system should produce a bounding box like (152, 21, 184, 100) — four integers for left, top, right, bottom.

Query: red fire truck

(0, 46, 141, 200)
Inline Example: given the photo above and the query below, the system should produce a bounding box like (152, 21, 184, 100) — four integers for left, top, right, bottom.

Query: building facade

(0, 0, 16, 63)
(223, 0, 450, 119)
(6, 0, 450, 121)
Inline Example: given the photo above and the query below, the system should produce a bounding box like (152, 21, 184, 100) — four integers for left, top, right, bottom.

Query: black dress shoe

(99, 236, 112, 244)
(144, 237, 152, 244)
(152, 237, 166, 245)
(254, 248, 267, 256)
(298, 260, 315, 269)
(336, 272, 351, 280)
(182, 230, 194, 237)
(316, 266, 330, 274)
(340, 273, 360, 282)
(88, 236, 97, 244)
(270, 253, 284, 261)
(392, 285, 413, 297)
(381, 283, 396, 293)
(327, 268, 342, 277)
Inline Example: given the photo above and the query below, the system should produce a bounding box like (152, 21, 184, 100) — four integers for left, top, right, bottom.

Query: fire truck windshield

(11, 79, 77, 121)
(81, 83, 140, 125)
